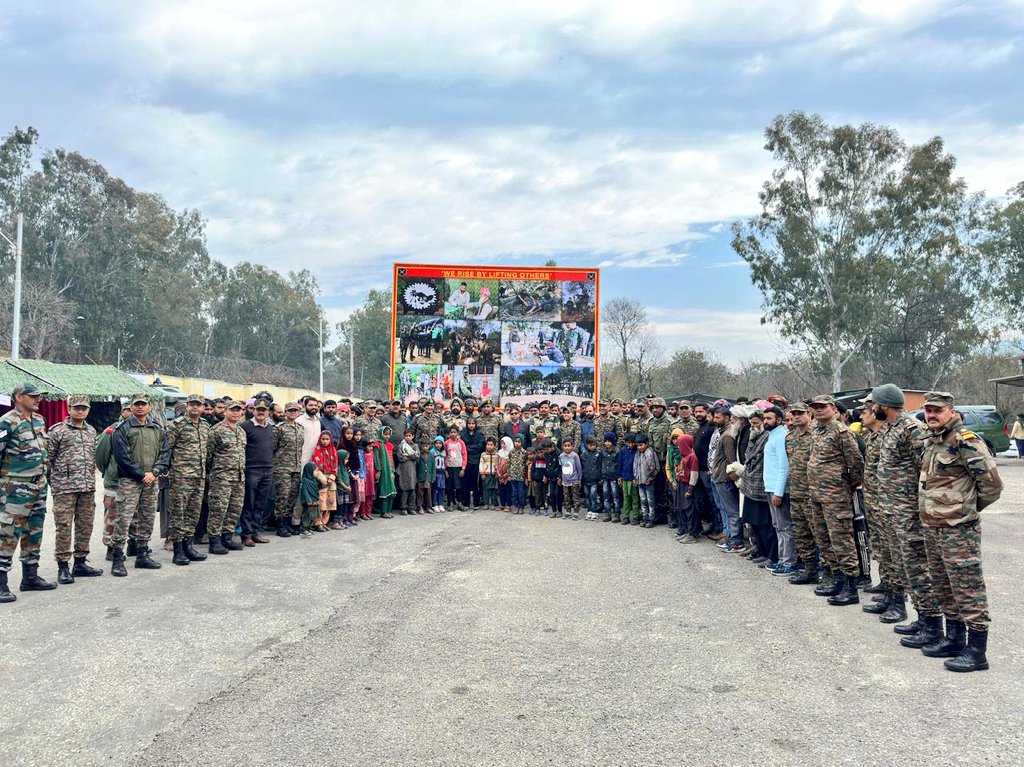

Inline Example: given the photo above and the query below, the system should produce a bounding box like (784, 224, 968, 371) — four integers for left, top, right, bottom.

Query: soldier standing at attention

(110, 393, 170, 576)
(166, 393, 211, 567)
(806, 394, 865, 606)
(557, 406, 581, 452)
(414, 400, 443, 446)
(475, 400, 502, 446)
(0, 382, 56, 601)
(273, 402, 305, 537)
(97, 402, 131, 561)
(784, 402, 820, 584)
(857, 394, 892, 615)
(46, 395, 102, 584)
(918, 392, 1002, 672)
(206, 401, 247, 554)
(646, 398, 672, 524)
(592, 401, 618, 448)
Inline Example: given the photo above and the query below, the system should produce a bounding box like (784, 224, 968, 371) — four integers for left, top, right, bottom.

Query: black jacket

(462, 428, 486, 466)
(112, 416, 170, 481)
(694, 421, 715, 471)
(580, 448, 602, 484)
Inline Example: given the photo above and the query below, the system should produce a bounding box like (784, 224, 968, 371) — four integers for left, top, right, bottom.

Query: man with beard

(633, 399, 651, 442)
(785, 402, 821, 583)
(475, 400, 502, 445)
(381, 400, 409, 452)
(444, 398, 468, 435)
(319, 399, 344, 447)
(710, 406, 743, 552)
(592, 401, 618, 448)
(579, 401, 596, 447)
(691, 403, 721, 538)
(271, 403, 286, 425)
(646, 398, 672, 524)
(762, 407, 796, 576)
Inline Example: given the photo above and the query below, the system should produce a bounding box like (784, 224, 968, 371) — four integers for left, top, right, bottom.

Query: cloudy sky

(2, 1, 1022, 363)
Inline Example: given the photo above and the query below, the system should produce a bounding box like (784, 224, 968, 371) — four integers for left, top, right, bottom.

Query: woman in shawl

(373, 426, 397, 519)
(312, 431, 339, 530)
(335, 445, 352, 529)
(496, 436, 513, 512)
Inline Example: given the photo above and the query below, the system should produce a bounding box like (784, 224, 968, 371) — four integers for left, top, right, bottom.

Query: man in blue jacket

(762, 406, 796, 576)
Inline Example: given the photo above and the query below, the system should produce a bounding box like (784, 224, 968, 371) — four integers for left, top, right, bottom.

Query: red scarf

(312, 438, 339, 476)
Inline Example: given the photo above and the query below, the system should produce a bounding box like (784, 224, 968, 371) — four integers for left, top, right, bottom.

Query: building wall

(151, 374, 349, 404)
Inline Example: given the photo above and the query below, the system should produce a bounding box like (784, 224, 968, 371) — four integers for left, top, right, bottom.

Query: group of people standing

(0, 382, 1004, 674)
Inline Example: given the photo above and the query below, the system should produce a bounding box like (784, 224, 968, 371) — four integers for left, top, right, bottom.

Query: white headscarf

(498, 436, 513, 458)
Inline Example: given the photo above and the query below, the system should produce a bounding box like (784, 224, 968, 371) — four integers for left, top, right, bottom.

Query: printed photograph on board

(500, 320, 594, 368)
(498, 279, 562, 320)
(561, 280, 596, 323)
(442, 278, 500, 320)
(397, 276, 449, 315)
(442, 319, 501, 366)
(394, 364, 443, 403)
(500, 366, 594, 407)
(394, 315, 445, 364)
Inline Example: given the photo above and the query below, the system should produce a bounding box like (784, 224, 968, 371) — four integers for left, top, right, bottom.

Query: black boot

(20, 562, 57, 591)
(827, 573, 859, 606)
(111, 547, 128, 577)
(923, 618, 966, 658)
(862, 580, 886, 595)
(814, 570, 841, 597)
(126, 539, 138, 557)
(105, 546, 114, 562)
(221, 533, 243, 551)
(862, 587, 890, 614)
(789, 567, 821, 585)
(208, 534, 229, 555)
(72, 556, 103, 578)
(0, 571, 16, 603)
(900, 614, 943, 648)
(172, 541, 190, 566)
(183, 537, 208, 561)
(880, 591, 908, 624)
(944, 629, 989, 672)
(135, 546, 162, 570)
(276, 521, 292, 538)
(57, 561, 75, 585)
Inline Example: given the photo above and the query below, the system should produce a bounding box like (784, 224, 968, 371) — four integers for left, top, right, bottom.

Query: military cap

(130, 392, 151, 405)
(809, 394, 836, 406)
(254, 398, 270, 409)
(649, 397, 666, 408)
(611, 398, 623, 405)
(226, 400, 244, 410)
(677, 400, 692, 408)
(12, 381, 47, 397)
(284, 401, 302, 412)
(787, 401, 809, 414)
(923, 391, 955, 408)
(538, 399, 550, 406)
(481, 399, 493, 407)
(871, 383, 905, 408)
(67, 394, 90, 408)
(185, 392, 204, 404)
(634, 397, 647, 405)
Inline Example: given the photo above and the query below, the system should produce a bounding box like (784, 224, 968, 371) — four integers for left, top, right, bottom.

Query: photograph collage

(393, 273, 597, 407)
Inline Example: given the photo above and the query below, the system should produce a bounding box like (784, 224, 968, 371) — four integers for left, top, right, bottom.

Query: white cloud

(645, 307, 793, 365)
(705, 260, 748, 269)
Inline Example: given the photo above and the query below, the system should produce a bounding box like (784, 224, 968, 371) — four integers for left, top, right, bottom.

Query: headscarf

(299, 462, 320, 505)
(312, 431, 339, 476)
(341, 430, 360, 473)
(498, 436, 513, 458)
(336, 448, 350, 486)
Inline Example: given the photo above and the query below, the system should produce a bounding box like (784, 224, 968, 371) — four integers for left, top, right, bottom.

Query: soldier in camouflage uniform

(857, 395, 893, 614)
(529, 401, 560, 444)
(632, 400, 651, 441)
(806, 394, 864, 606)
(871, 383, 934, 632)
(358, 401, 383, 443)
(45, 394, 102, 584)
(97, 403, 132, 558)
(646, 398, 673, 524)
(475, 400, 502, 445)
(166, 393, 211, 566)
(671, 401, 700, 437)
(443, 398, 468, 436)
(916, 391, 1002, 672)
(557, 406, 581, 451)
(273, 402, 304, 537)
(592, 401, 618, 447)
(110, 393, 171, 576)
(0, 382, 56, 601)
(784, 401, 820, 585)
(413, 403, 443, 446)
(206, 401, 247, 554)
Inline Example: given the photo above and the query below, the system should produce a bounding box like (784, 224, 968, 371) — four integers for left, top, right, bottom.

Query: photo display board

(392, 263, 599, 407)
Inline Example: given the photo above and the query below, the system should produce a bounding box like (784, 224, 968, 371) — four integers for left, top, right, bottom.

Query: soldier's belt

(3, 473, 44, 482)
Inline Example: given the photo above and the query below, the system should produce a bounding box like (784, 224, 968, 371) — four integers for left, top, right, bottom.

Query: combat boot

(172, 541, 190, 566)
(126, 539, 138, 557)
(827, 573, 859, 606)
(880, 592, 908, 624)
(862, 587, 890, 614)
(20, 562, 57, 591)
(862, 580, 886, 595)
(134, 546, 162, 570)
(0, 571, 17, 603)
(923, 618, 966, 658)
(814, 569, 840, 597)
(106, 546, 114, 562)
(57, 561, 75, 585)
(72, 556, 103, 578)
(900, 614, 942, 648)
(276, 521, 292, 538)
(220, 533, 243, 551)
(183, 537, 208, 560)
(944, 629, 989, 672)
(789, 567, 820, 585)
(208, 534, 228, 555)
(110, 547, 128, 577)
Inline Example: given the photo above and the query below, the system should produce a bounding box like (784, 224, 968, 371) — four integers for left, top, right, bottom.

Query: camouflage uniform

(111, 415, 170, 547)
(592, 414, 619, 445)
(647, 412, 673, 520)
(45, 416, 98, 563)
(784, 427, 817, 565)
(807, 419, 864, 577)
(647, 414, 672, 458)
(414, 412, 444, 445)
(920, 414, 1002, 631)
(861, 429, 892, 584)
(166, 415, 211, 542)
(671, 416, 699, 437)
(206, 420, 247, 537)
(529, 415, 560, 444)
(442, 412, 467, 436)
(0, 409, 49, 572)
(273, 420, 304, 521)
(558, 418, 581, 450)
(475, 412, 501, 445)
(876, 414, 937, 616)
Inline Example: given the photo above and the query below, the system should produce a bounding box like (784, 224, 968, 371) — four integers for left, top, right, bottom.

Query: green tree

(982, 181, 1024, 335)
(330, 288, 392, 398)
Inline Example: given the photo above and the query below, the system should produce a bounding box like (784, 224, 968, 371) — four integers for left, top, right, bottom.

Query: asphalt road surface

(4, 460, 1024, 767)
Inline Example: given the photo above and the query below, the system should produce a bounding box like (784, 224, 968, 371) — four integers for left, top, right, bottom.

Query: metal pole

(318, 316, 324, 398)
(11, 213, 23, 360)
(349, 324, 355, 396)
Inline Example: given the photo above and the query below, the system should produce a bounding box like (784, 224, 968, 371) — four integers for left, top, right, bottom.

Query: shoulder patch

(959, 429, 978, 441)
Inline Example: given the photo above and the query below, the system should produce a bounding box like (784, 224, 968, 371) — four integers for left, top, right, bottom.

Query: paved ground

(4, 459, 1024, 767)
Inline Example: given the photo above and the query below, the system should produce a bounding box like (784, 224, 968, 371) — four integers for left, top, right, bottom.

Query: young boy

(579, 435, 602, 520)
(431, 436, 447, 512)
(599, 432, 622, 522)
(444, 427, 467, 510)
(545, 440, 563, 517)
(397, 430, 419, 515)
(508, 435, 527, 514)
(478, 438, 499, 510)
(633, 434, 660, 528)
(416, 441, 435, 513)
(530, 443, 549, 515)
(558, 438, 583, 520)
(618, 432, 639, 525)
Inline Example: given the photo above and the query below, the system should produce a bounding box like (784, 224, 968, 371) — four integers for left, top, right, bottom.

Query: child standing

(633, 434, 660, 528)
(558, 439, 583, 520)
(335, 448, 353, 528)
(545, 440, 563, 517)
(530, 444, 548, 515)
(508, 436, 527, 514)
(496, 436, 513, 512)
(416, 441, 435, 513)
(431, 436, 447, 512)
(397, 430, 419, 515)
(299, 462, 320, 537)
(360, 441, 376, 520)
(579, 435, 602, 520)
(312, 431, 338, 530)
(444, 427, 467, 510)
(671, 433, 700, 542)
(478, 438, 499, 510)
(618, 432, 639, 525)
(600, 432, 622, 522)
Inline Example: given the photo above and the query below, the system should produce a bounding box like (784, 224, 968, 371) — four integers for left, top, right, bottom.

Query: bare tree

(602, 297, 663, 398)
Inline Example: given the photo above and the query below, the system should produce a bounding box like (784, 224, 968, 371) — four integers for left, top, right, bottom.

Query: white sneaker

(437, 505, 446, 513)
